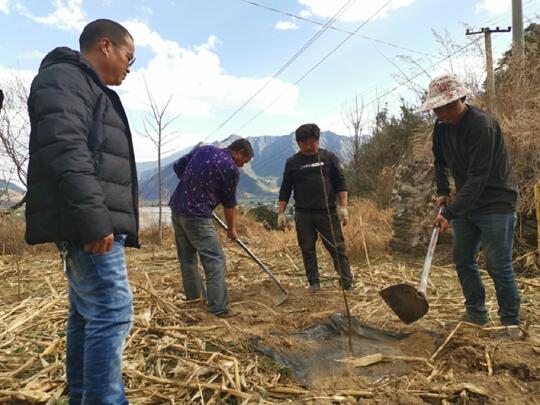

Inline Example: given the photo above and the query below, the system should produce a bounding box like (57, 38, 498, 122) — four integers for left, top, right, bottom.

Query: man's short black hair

(295, 123, 320, 142)
(228, 138, 254, 158)
(79, 19, 132, 52)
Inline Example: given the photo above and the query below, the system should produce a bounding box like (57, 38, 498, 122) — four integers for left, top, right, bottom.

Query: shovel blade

(379, 283, 429, 324)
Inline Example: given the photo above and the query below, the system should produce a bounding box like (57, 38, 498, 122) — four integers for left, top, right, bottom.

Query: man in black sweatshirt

(418, 74, 520, 333)
(278, 123, 353, 292)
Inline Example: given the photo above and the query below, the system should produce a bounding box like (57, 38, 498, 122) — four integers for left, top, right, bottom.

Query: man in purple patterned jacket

(169, 139, 253, 317)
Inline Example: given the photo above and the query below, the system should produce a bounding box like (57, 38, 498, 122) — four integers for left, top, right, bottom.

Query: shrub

(248, 205, 278, 230)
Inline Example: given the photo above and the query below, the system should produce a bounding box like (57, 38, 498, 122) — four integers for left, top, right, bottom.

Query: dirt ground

(0, 220, 539, 404)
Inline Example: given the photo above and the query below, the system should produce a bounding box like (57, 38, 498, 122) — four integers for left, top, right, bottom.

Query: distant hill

(138, 131, 352, 202)
(0, 180, 24, 194)
(0, 180, 25, 208)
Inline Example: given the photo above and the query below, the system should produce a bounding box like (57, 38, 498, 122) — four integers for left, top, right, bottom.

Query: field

(0, 201, 539, 404)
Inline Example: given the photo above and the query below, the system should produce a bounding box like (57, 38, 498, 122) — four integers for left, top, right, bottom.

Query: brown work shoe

(459, 312, 488, 326)
(214, 310, 235, 318)
(308, 283, 320, 293)
(495, 325, 521, 340)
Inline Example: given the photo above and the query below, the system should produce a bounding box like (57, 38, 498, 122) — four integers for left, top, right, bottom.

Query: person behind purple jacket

(169, 139, 253, 317)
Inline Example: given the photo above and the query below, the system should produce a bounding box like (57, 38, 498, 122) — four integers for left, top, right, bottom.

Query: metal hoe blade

(212, 213, 289, 306)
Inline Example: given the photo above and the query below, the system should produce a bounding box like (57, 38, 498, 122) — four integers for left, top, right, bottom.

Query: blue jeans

(65, 235, 133, 405)
(452, 213, 520, 325)
(172, 214, 229, 314)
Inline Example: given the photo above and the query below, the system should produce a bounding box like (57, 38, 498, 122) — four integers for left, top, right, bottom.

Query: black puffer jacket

(25, 47, 139, 247)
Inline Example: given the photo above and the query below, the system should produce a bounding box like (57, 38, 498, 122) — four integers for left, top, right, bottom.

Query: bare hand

(433, 214, 449, 233)
(437, 196, 450, 207)
(84, 233, 114, 254)
(227, 228, 238, 241)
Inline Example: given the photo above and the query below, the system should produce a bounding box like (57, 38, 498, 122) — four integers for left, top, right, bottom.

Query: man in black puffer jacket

(25, 19, 138, 404)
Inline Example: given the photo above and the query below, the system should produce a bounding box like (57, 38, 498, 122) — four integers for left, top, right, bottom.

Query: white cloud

(275, 21, 300, 30)
(298, 0, 416, 22)
(16, 50, 45, 60)
(475, 0, 509, 14)
(17, 0, 86, 32)
(195, 35, 218, 52)
(121, 20, 299, 120)
(0, 0, 10, 14)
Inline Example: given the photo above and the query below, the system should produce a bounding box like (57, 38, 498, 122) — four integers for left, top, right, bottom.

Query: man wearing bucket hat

(418, 74, 521, 335)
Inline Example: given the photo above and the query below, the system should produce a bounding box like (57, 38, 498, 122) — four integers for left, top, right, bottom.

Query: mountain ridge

(138, 131, 352, 202)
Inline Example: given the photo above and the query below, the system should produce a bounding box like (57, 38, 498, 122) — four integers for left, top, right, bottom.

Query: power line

(185, 5, 539, 174)
(171, 0, 539, 164)
(250, 43, 482, 174)
(237, 0, 437, 58)
(341, 4, 529, 109)
(359, 3, 540, 108)
(240, 2, 540, 175)
(234, 0, 394, 134)
(201, 0, 358, 144)
(306, 3, 540, 131)
(364, 38, 482, 108)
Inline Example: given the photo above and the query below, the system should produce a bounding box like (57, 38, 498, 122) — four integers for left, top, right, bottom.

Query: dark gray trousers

(294, 210, 353, 288)
(171, 213, 229, 315)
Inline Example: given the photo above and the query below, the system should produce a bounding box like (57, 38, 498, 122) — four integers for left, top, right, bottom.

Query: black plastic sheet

(251, 313, 433, 387)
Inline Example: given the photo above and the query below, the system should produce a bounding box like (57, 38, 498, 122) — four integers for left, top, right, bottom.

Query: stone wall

(389, 131, 452, 254)
(389, 158, 439, 254)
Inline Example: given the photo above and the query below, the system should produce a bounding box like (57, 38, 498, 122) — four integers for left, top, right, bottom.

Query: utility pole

(466, 27, 511, 117)
(512, 0, 525, 57)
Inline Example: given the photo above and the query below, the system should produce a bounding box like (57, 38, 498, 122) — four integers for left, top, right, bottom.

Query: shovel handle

(418, 207, 444, 294)
(212, 213, 288, 295)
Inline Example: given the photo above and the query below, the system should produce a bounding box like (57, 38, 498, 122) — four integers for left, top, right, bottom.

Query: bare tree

(0, 77, 30, 212)
(432, 28, 484, 96)
(139, 79, 180, 244)
(341, 95, 365, 195)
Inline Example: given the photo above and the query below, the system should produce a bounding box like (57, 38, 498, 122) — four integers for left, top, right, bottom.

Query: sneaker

(459, 312, 488, 326)
(308, 283, 321, 293)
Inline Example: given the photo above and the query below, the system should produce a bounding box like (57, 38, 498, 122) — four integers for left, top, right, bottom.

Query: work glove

(337, 206, 349, 226)
(277, 213, 287, 229)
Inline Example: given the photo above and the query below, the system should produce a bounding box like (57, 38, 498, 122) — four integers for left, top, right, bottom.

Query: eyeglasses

(108, 39, 136, 67)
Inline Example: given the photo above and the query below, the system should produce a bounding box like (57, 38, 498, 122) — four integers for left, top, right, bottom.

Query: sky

(1, 0, 539, 164)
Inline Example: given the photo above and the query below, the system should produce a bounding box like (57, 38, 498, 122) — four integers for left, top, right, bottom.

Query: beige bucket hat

(416, 74, 470, 112)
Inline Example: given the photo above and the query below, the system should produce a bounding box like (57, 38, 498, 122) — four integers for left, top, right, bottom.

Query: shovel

(212, 213, 289, 306)
(379, 207, 444, 324)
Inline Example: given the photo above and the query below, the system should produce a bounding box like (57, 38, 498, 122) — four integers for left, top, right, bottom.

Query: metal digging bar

(212, 213, 289, 306)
